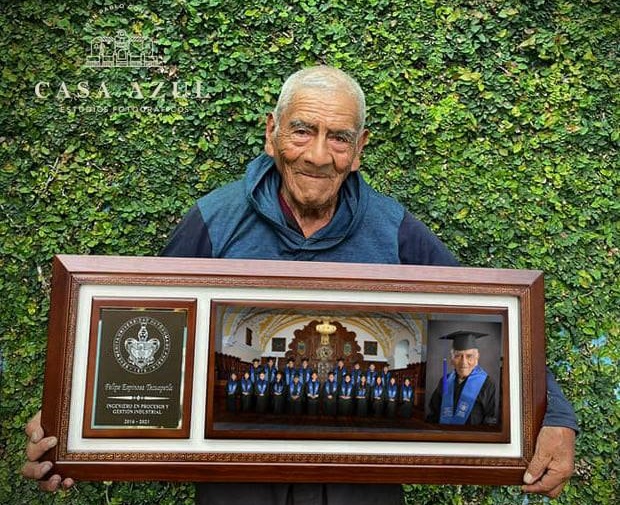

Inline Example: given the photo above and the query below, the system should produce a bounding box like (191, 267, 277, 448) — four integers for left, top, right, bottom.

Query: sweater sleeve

(398, 211, 460, 266)
(543, 369, 579, 432)
(161, 204, 213, 258)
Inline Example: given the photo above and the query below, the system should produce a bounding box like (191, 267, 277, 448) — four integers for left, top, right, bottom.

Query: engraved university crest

(113, 316, 171, 374)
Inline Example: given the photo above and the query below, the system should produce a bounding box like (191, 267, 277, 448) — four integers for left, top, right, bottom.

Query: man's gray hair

(273, 66, 366, 134)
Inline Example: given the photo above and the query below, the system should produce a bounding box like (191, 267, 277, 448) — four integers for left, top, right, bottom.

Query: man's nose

(304, 136, 332, 167)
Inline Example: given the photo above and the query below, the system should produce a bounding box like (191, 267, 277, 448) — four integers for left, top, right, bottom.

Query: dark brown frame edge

(82, 297, 197, 438)
(206, 300, 510, 443)
(41, 254, 546, 485)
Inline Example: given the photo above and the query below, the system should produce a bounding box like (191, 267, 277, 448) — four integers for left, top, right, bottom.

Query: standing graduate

(337, 374, 354, 416)
(385, 376, 399, 418)
(271, 370, 286, 415)
(287, 374, 304, 415)
(225, 371, 240, 413)
(371, 376, 386, 417)
(254, 370, 270, 414)
(322, 371, 338, 417)
(381, 364, 392, 384)
(239, 371, 254, 413)
(249, 358, 262, 384)
(264, 357, 277, 383)
(399, 377, 414, 418)
(305, 371, 321, 416)
(298, 357, 312, 385)
(355, 375, 370, 417)
(284, 358, 297, 386)
(350, 361, 363, 386)
(366, 363, 378, 386)
(333, 358, 347, 384)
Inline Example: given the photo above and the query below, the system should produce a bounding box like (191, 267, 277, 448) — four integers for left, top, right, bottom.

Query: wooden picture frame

(41, 254, 546, 485)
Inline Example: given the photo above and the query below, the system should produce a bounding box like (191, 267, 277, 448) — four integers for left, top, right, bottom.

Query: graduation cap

(440, 330, 488, 350)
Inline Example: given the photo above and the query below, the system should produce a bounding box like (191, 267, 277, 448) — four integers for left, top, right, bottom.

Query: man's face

(451, 348, 480, 379)
(265, 88, 368, 216)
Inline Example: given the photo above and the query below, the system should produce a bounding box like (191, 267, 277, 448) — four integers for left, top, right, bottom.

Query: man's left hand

(522, 426, 576, 498)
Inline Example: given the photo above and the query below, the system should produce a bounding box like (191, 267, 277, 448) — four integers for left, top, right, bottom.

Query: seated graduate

(305, 371, 321, 416)
(385, 376, 399, 418)
(254, 370, 270, 414)
(225, 371, 240, 413)
(337, 373, 354, 416)
(239, 371, 254, 413)
(271, 370, 286, 415)
(322, 371, 338, 417)
(371, 375, 386, 417)
(427, 331, 497, 426)
(287, 374, 304, 415)
(399, 377, 414, 418)
(355, 374, 370, 417)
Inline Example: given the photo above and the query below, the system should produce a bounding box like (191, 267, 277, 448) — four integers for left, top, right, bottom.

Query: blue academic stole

(356, 385, 367, 398)
(440, 366, 488, 425)
(340, 382, 353, 397)
(241, 379, 252, 393)
(401, 385, 413, 401)
(227, 381, 238, 394)
(249, 366, 260, 383)
(351, 369, 361, 384)
(285, 367, 295, 385)
(256, 380, 268, 395)
(326, 381, 337, 395)
(373, 385, 384, 399)
(367, 370, 377, 384)
(308, 381, 320, 397)
(289, 382, 301, 397)
(273, 381, 284, 394)
(387, 384, 398, 399)
(301, 368, 311, 384)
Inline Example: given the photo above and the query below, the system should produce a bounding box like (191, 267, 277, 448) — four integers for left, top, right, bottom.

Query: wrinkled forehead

(281, 89, 360, 130)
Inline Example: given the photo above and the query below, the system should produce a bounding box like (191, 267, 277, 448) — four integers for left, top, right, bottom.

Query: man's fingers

(523, 449, 553, 484)
(38, 475, 62, 492)
(25, 436, 57, 461)
(522, 477, 565, 498)
(21, 460, 53, 480)
(25, 411, 44, 443)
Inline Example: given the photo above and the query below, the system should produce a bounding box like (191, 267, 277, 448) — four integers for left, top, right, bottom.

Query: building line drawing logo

(85, 29, 163, 69)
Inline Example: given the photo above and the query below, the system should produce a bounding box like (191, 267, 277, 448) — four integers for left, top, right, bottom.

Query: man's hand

(21, 411, 74, 492)
(522, 426, 576, 498)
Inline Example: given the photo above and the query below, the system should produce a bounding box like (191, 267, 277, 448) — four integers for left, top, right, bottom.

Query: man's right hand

(21, 411, 74, 491)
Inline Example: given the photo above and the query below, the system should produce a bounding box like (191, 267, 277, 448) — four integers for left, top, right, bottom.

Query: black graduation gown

(337, 381, 354, 416)
(239, 379, 253, 412)
(399, 385, 414, 418)
(254, 379, 270, 414)
(371, 384, 386, 417)
(287, 382, 303, 415)
(427, 374, 497, 425)
(225, 380, 239, 413)
(305, 380, 321, 416)
(322, 380, 338, 416)
(385, 384, 399, 418)
(271, 380, 286, 414)
(355, 383, 370, 417)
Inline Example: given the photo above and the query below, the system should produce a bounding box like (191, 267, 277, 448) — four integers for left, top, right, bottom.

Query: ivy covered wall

(0, 0, 618, 503)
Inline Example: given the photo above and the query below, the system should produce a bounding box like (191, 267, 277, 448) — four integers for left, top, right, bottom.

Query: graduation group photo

(207, 301, 506, 442)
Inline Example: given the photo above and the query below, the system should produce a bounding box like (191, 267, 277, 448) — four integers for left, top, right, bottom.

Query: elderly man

(23, 66, 577, 502)
(427, 331, 497, 425)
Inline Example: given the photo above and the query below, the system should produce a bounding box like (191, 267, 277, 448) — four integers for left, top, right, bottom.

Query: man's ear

(351, 129, 370, 172)
(264, 113, 276, 157)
